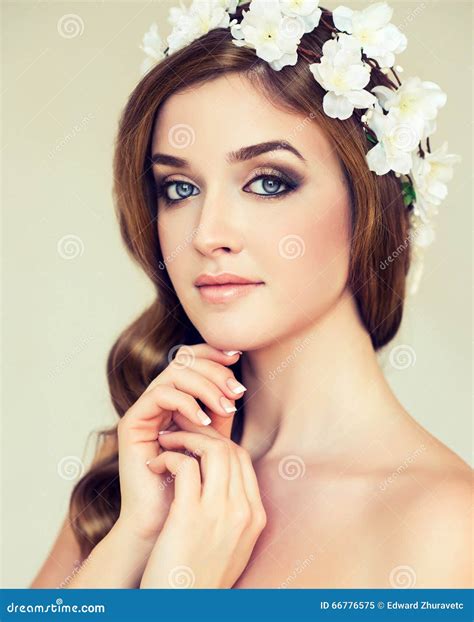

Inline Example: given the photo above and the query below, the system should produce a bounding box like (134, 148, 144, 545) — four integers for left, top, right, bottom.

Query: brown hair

(69, 3, 411, 558)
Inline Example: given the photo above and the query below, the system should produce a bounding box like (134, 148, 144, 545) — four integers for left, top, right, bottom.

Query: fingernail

(226, 378, 247, 394)
(146, 459, 151, 466)
(220, 396, 237, 414)
(157, 430, 173, 435)
(196, 409, 212, 425)
(222, 350, 242, 356)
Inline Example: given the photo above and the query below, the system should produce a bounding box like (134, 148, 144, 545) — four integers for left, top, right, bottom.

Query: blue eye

(156, 170, 299, 207)
(245, 174, 293, 197)
(157, 180, 199, 203)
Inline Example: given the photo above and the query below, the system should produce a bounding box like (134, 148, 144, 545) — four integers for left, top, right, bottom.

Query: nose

(192, 186, 244, 257)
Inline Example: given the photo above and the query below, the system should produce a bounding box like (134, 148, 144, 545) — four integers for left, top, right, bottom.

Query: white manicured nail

(220, 396, 237, 414)
(196, 409, 211, 425)
(226, 378, 247, 394)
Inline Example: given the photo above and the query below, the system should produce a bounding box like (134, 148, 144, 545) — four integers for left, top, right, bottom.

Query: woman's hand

(139, 411, 267, 589)
(115, 344, 246, 546)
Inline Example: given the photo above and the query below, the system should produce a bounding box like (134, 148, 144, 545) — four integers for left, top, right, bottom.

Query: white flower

(309, 33, 376, 120)
(280, 0, 322, 34)
(372, 77, 446, 141)
(333, 1, 407, 69)
(410, 218, 436, 248)
(167, 0, 232, 55)
(231, 0, 303, 70)
(168, 1, 189, 27)
(223, 0, 240, 13)
(406, 244, 425, 295)
(366, 102, 415, 174)
(411, 141, 461, 222)
(139, 22, 167, 76)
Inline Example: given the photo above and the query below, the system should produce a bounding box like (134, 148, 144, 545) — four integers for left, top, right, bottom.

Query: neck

(239, 288, 405, 465)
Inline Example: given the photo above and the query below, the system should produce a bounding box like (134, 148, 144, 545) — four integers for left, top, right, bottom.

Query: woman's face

(151, 73, 352, 351)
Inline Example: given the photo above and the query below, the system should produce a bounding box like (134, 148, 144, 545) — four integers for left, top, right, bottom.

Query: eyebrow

(150, 140, 307, 168)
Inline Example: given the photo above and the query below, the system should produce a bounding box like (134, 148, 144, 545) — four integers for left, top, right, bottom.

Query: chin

(199, 331, 268, 353)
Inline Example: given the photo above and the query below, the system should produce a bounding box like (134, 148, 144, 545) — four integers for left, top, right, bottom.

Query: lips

(194, 272, 263, 287)
(196, 282, 264, 304)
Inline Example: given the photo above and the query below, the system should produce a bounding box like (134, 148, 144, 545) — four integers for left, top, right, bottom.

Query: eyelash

(155, 169, 301, 207)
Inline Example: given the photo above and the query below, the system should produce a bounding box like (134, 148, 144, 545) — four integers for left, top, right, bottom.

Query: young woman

(31, 1, 471, 589)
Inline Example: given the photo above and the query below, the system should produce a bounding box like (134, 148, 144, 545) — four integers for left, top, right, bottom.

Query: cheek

(269, 192, 351, 306)
(157, 217, 192, 292)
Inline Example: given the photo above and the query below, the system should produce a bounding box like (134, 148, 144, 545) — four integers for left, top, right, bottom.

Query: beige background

(2, 0, 472, 587)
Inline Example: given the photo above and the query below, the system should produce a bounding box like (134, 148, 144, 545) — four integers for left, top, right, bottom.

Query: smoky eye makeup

(154, 162, 306, 207)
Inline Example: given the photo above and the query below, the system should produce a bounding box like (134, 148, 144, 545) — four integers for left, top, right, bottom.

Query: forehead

(151, 73, 337, 170)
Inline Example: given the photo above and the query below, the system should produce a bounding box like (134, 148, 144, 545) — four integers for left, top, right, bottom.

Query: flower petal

(332, 5, 354, 33)
(323, 91, 354, 119)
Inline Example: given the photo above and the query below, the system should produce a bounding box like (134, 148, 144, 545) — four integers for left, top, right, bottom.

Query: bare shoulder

(379, 437, 473, 588)
(334, 413, 473, 588)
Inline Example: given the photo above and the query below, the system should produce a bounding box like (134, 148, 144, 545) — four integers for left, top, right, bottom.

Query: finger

(226, 444, 247, 502)
(157, 431, 230, 500)
(146, 451, 201, 505)
(171, 344, 242, 368)
(170, 411, 224, 439)
(160, 420, 248, 504)
(208, 406, 235, 439)
(125, 384, 212, 429)
(145, 345, 242, 395)
(178, 356, 247, 401)
(171, 409, 236, 441)
(234, 448, 267, 519)
(164, 367, 239, 419)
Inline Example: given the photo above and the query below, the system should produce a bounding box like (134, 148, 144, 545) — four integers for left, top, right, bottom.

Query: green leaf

(401, 180, 416, 207)
(366, 132, 377, 145)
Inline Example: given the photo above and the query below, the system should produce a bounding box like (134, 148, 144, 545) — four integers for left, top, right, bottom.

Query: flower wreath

(139, 0, 461, 295)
